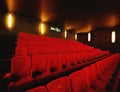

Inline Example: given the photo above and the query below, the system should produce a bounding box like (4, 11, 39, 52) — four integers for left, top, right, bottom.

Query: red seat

(46, 76, 71, 92)
(65, 53, 74, 67)
(32, 55, 48, 77)
(47, 54, 58, 73)
(58, 54, 67, 69)
(69, 69, 87, 92)
(7, 32, 115, 92)
(11, 56, 31, 77)
(8, 55, 34, 92)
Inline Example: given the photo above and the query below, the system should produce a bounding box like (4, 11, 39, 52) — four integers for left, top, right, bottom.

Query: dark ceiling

(1, 0, 120, 32)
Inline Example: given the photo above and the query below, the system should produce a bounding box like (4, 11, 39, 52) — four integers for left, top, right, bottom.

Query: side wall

(77, 28, 120, 52)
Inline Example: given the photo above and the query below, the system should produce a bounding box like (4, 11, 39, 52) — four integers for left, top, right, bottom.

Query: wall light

(111, 31, 116, 43)
(39, 22, 45, 35)
(6, 12, 15, 30)
(75, 33, 77, 40)
(88, 32, 91, 42)
(65, 30, 67, 38)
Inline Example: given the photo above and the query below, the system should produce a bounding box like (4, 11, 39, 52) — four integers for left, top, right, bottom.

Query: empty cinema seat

(46, 76, 71, 92)
(47, 54, 59, 73)
(69, 53, 120, 92)
(94, 54, 120, 92)
(4, 55, 34, 92)
(69, 70, 87, 92)
(25, 53, 120, 92)
(32, 55, 48, 76)
(11, 56, 31, 77)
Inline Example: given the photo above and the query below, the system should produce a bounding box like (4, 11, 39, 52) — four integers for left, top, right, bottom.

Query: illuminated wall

(77, 27, 120, 52)
(1, 13, 65, 39)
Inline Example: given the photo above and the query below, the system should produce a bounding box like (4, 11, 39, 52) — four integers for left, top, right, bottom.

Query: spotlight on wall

(39, 22, 45, 35)
(75, 33, 77, 40)
(88, 32, 91, 42)
(65, 30, 67, 38)
(6, 12, 15, 30)
(111, 31, 116, 43)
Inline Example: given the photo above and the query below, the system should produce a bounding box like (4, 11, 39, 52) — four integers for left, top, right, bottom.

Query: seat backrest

(58, 54, 67, 69)
(32, 55, 47, 73)
(11, 55, 31, 78)
(69, 69, 87, 92)
(15, 46, 28, 56)
(47, 54, 58, 73)
(82, 65, 97, 90)
(47, 76, 71, 92)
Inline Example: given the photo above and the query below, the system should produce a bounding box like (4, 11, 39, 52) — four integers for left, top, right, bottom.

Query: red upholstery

(47, 54, 58, 73)
(32, 55, 47, 73)
(69, 70, 87, 92)
(5, 32, 113, 92)
(26, 86, 47, 92)
(7, 55, 34, 92)
(57, 54, 67, 69)
(65, 53, 74, 67)
(47, 76, 71, 92)
(11, 56, 31, 77)
(15, 46, 27, 56)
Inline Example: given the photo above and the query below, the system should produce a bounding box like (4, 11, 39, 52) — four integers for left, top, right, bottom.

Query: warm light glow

(41, 12, 49, 22)
(111, 31, 116, 43)
(65, 30, 67, 38)
(75, 33, 77, 40)
(40, 0, 56, 22)
(8, 14, 12, 28)
(105, 14, 119, 27)
(39, 23, 46, 35)
(88, 32, 91, 42)
(41, 23, 45, 35)
(76, 24, 92, 33)
(5, 0, 14, 11)
(6, 13, 14, 30)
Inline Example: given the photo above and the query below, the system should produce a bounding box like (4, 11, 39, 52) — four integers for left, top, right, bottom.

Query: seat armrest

(31, 68, 41, 78)
(3, 72, 13, 84)
(3, 72, 12, 81)
(2, 73, 12, 92)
